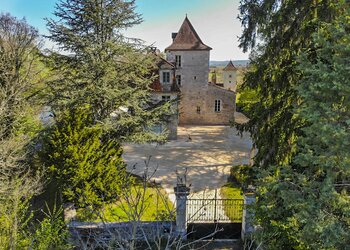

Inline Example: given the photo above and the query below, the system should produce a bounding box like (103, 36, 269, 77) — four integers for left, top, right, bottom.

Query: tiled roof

(165, 16, 212, 51)
(157, 56, 175, 69)
(223, 60, 237, 71)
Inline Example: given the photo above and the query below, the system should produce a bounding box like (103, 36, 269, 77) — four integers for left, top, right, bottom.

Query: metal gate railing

(186, 198, 243, 223)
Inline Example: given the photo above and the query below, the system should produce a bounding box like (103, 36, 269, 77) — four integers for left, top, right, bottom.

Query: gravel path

(123, 125, 252, 203)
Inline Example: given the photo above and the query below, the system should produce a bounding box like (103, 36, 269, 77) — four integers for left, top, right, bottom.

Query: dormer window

(162, 72, 170, 83)
(175, 55, 181, 68)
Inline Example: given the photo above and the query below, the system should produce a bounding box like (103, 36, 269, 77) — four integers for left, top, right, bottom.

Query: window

(162, 72, 170, 83)
(175, 55, 181, 67)
(196, 106, 201, 114)
(162, 95, 171, 101)
(194, 76, 197, 80)
(214, 100, 221, 112)
(176, 75, 181, 86)
(229, 81, 231, 83)
(229, 74, 232, 78)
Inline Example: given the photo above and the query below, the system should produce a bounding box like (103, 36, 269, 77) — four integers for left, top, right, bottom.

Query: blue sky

(1, 0, 248, 60)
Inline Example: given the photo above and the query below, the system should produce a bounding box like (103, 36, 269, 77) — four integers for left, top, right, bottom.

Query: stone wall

(165, 50, 236, 125)
(179, 84, 236, 125)
(68, 221, 176, 247)
(167, 50, 210, 89)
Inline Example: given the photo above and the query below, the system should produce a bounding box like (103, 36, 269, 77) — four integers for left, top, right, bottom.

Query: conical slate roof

(165, 16, 212, 51)
(223, 60, 237, 71)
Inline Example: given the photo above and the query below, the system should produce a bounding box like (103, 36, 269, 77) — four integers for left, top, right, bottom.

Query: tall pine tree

(237, 0, 350, 248)
(237, 0, 340, 168)
(45, 0, 170, 142)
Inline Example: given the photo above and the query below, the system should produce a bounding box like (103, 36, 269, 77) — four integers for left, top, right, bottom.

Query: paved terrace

(123, 119, 252, 202)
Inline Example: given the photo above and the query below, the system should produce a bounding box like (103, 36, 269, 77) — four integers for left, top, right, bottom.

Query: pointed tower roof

(165, 16, 212, 51)
(223, 60, 237, 71)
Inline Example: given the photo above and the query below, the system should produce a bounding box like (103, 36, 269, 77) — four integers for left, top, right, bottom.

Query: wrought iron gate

(186, 197, 243, 223)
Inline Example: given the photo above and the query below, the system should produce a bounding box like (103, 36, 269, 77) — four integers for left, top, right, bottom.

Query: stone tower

(223, 60, 237, 91)
(165, 16, 212, 124)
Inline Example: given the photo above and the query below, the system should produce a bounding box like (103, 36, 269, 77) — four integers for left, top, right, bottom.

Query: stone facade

(180, 83, 235, 125)
(150, 54, 179, 140)
(151, 16, 237, 132)
(165, 17, 236, 125)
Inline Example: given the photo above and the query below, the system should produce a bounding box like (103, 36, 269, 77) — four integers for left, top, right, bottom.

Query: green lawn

(220, 183, 244, 223)
(76, 184, 174, 222)
(220, 164, 250, 223)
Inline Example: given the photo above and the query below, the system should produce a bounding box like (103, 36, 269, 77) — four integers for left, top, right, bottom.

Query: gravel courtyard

(123, 124, 252, 201)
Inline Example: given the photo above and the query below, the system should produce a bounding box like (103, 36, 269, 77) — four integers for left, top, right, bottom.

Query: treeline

(237, 0, 350, 249)
(0, 0, 170, 249)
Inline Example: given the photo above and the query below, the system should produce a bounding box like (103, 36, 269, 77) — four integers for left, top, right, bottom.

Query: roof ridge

(165, 16, 212, 51)
(223, 60, 237, 71)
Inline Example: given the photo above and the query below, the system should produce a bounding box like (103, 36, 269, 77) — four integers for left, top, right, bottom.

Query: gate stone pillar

(174, 183, 190, 239)
(241, 190, 256, 240)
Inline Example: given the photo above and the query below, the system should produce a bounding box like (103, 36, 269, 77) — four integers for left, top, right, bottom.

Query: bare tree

(0, 13, 43, 138)
(0, 13, 44, 249)
(68, 158, 223, 249)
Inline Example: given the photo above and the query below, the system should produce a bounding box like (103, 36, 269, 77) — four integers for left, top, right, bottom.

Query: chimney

(172, 32, 178, 41)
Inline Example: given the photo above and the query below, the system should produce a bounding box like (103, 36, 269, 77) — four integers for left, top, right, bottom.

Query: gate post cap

(243, 185, 256, 195)
(174, 184, 190, 196)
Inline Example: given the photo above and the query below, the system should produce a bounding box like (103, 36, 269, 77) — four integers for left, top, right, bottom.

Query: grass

(220, 183, 243, 199)
(220, 183, 243, 223)
(76, 183, 174, 222)
(219, 164, 253, 223)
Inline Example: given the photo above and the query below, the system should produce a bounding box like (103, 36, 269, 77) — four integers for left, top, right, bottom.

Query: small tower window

(175, 55, 181, 68)
(196, 106, 201, 114)
(229, 74, 232, 78)
(176, 75, 181, 86)
(214, 100, 221, 112)
(194, 76, 197, 80)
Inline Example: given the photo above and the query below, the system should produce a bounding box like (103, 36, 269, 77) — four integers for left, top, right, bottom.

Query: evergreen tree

(45, 0, 170, 142)
(42, 106, 126, 208)
(237, 0, 341, 168)
(237, 0, 350, 248)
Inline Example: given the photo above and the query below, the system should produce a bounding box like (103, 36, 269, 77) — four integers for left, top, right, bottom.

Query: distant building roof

(223, 60, 237, 71)
(165, 16, 212, 51)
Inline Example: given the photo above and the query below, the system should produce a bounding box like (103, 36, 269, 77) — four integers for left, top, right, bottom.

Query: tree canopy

(0, 13, 69, 249)
(41, 106, 126, 208)
(237, 0, 350, 248)
(45, 0, 170, 142)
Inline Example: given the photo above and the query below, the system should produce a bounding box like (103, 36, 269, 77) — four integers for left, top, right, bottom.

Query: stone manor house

(151, 16, 237, 139)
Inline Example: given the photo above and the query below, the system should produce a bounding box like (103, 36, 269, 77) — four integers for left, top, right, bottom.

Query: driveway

(123, 125, 252, 201)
